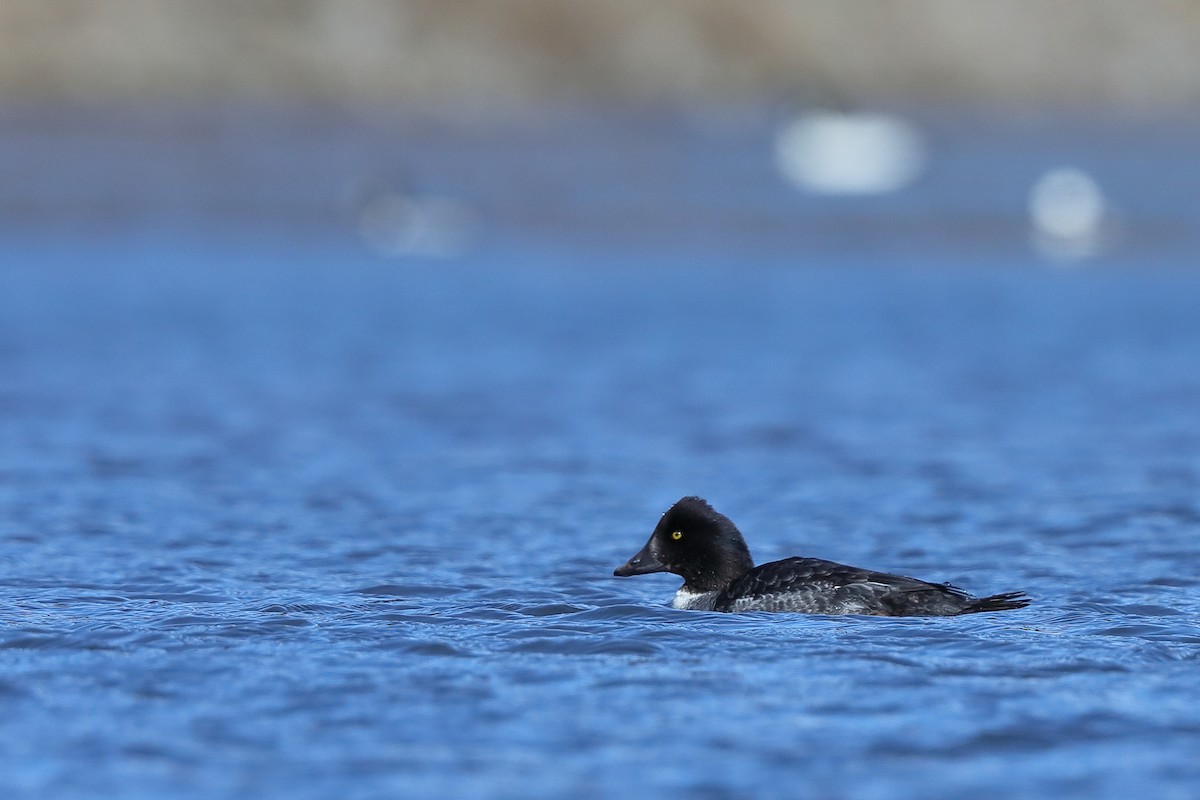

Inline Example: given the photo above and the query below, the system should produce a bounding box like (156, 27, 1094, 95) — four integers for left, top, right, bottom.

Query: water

(2, 105, 1200, 800)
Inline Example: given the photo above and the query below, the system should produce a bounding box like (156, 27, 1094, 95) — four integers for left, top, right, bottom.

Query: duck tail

(962, 591, 1031, 614)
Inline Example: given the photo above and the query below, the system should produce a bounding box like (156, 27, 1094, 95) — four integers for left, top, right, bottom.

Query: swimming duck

(614, 496, 1030, 615)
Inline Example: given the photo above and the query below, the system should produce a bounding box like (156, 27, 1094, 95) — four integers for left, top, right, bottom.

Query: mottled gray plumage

(614, 496, 1030, 616)
(715, 557, 1026, 615)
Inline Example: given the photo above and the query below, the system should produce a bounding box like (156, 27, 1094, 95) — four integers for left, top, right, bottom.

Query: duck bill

(613, 541, 666, 577)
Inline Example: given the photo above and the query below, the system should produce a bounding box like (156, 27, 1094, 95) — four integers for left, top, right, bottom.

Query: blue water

(2, 105, 1200, 799)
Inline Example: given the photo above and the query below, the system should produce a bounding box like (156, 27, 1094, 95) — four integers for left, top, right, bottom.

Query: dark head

(613, 496, 755, 591)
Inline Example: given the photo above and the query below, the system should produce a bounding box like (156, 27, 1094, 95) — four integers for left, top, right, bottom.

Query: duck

(613, 496, 1030, 615)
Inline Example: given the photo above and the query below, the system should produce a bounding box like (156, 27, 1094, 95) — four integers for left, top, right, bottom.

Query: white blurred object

(1028, 167, 1107, 262)
(774, 111, 926, 195)
(349, 181, 476, 259)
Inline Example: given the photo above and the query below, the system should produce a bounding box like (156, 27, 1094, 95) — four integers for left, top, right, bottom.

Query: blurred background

(4, 3, 1200, 800)
(3, 0, 1200, 259)
(5, 0, 1200, 105)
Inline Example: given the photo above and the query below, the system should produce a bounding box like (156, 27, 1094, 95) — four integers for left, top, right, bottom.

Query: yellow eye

(671, 531, 683, 540)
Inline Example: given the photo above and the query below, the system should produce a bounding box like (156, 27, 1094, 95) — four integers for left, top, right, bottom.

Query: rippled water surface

(3, 106, 1200, 799)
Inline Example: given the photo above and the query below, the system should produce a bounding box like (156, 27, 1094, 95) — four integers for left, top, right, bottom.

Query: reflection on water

(774, 111, 926, 195)
(1029, 167, 1109, 263)
(347, 177, 477, 259)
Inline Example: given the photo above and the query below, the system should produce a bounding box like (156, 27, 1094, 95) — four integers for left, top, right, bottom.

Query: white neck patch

(672, 587, 719, 611)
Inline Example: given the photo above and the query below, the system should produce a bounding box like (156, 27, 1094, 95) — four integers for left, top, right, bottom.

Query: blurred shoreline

(2, 0, 1199, 112)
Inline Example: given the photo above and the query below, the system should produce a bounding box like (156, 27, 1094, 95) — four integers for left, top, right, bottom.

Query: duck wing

(714, 557, 1021, 616)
